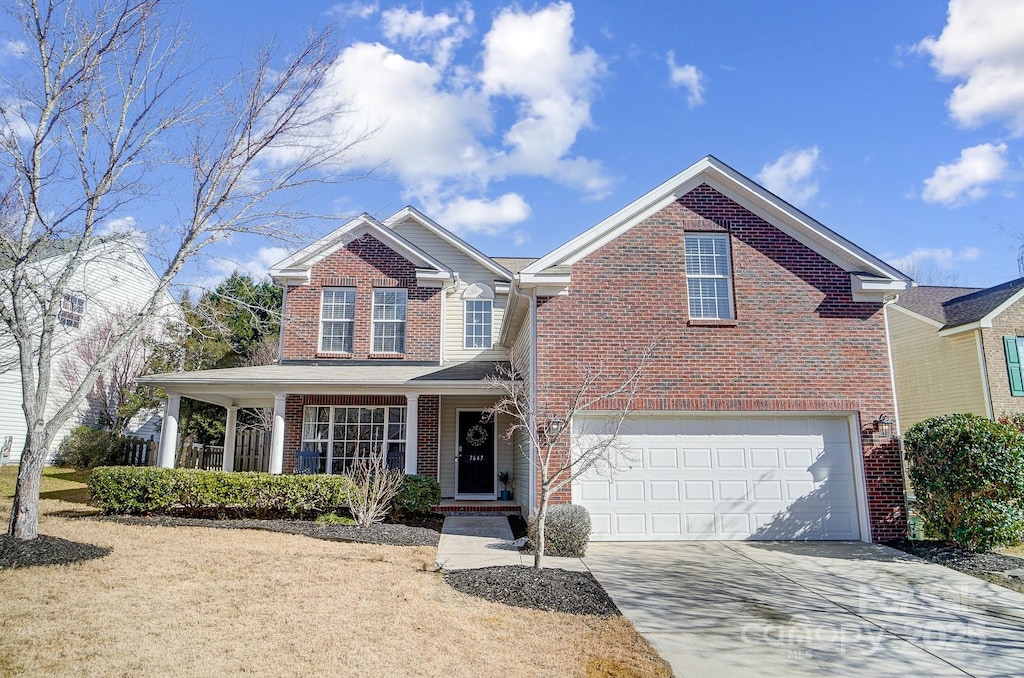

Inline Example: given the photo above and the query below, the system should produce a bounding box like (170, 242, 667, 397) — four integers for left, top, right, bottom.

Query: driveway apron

(584, 541, 1024, 678)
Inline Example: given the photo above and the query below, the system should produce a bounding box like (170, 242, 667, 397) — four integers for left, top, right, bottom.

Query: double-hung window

(321, 288, 355, 353)
(684, 233, 734, 319)
(58, 293, 85, 329)
(465, 299, 492, 348)
(372, 289, 407, 354)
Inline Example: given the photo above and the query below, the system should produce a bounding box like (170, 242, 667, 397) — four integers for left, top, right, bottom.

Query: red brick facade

(280, 233, 441, 361)
(533, 184, 907, 541)
(982, 303, 1024, 418)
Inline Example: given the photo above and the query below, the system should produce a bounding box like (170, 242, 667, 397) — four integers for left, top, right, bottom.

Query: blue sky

(75, 2, 1024, 288)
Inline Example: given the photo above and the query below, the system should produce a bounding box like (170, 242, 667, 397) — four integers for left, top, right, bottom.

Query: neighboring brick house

(887, 278, 1024, 433)
(141, 156, 912, 542)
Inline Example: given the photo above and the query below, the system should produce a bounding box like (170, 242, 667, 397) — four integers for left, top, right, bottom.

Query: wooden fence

(176, 429, 270, 472)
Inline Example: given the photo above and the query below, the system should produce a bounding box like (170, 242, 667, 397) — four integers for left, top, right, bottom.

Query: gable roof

(519, 155, 911, 301)
(893, 285, 983, 324)
(268, 213, 453, 286)
(384, 206, 513, 281)
(491, 257, 537, 273)
(893, 278, 1024, 333)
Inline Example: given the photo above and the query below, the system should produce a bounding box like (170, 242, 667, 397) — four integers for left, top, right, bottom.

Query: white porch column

(222, 406, 238, 472)
(269, 393, 287, 474)
(405, 394, 418, 474)
(158, 393, 181, 469)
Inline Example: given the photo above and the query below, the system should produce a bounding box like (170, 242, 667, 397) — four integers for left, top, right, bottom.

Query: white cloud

(201, 246, 291, 289)
(666, 51, 704, 107)
(3, 40, 28, 59)
(97, 216, 150, 249)
(922, 142, 1008, 204)
(326, 1, 378, 19)
(888, 246, 980, 284)
(917, 0, 1024, 134)
(479, 2, 609, 196)
(269, 2, 610, 238)
(381, 3, 473, 68)
(430, 193, 531, 234)
(756, 147, 822, 207)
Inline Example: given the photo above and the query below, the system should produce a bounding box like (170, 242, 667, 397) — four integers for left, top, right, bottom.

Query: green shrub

(55, 426, 120, 468)
(315, 512, 356, 525)
(391, 474, 441, 517)
(89, 467, 352, 519)
(904, 413, 1024, 551)
(529, 504, 592, 557)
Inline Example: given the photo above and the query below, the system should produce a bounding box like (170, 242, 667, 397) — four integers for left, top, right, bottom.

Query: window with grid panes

(372, 289, 406, 353)
(684, 233, 733, 319)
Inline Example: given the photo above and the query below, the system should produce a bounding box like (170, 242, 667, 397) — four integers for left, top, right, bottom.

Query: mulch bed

(885, 539, 1024, 592)
(0, 534, 111, 570)
(445, 565, 620, 617)
(97, 514, 442, 547)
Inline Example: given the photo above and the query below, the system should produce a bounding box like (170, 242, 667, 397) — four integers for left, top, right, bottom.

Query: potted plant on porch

(498, 470, 513, 501)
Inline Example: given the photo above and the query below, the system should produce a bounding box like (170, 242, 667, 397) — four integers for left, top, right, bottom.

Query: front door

(457, 411, 495, 496)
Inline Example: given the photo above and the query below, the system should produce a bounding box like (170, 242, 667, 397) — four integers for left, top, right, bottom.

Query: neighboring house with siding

(887, 278, 1024, 433)
(0, 237, 177, 464)
(140, 156, 913, 543)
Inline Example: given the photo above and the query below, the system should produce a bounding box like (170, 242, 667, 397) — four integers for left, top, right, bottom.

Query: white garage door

(573, 414, 864, 541)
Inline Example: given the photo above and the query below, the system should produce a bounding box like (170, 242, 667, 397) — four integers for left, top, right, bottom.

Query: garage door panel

(573, 415, 862, 541)
(648, 448, 679, 469)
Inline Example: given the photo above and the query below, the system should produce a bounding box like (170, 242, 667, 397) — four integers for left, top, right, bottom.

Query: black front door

(457, 411, 494, 495)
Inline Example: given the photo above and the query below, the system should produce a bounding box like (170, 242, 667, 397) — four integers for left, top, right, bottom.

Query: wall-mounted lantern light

(873, 413, 895, 439)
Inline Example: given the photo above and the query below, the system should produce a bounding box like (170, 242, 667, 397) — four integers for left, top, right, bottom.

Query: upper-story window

(684, 233, 733, 319)
(321, 287, 355, 353)
(372, 289, 407, 354)
(58, 293, 85, 329)
(463, 283, 494, 349)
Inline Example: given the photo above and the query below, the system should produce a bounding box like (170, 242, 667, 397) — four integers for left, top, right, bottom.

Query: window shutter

(1004, 336, 1024, 397)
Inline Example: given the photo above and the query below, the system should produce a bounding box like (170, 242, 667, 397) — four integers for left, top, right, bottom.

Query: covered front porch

(137, 362, 532, 513)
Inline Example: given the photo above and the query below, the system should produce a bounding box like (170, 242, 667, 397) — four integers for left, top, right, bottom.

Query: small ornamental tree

(903, 413, 1024, 551)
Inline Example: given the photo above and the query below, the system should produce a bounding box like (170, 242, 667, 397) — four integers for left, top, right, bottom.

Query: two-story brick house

(142, 156, 912, 542)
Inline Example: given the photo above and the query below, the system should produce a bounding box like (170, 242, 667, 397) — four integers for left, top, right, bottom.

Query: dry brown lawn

(0, 468, 670, 678)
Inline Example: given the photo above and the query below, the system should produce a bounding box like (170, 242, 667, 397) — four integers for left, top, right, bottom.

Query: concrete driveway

(584, 541, 1024, 677)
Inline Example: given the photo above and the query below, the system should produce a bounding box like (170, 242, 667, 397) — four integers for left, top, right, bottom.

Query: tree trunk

(533, 489, 548, 569)
(8, 437, 46, 539)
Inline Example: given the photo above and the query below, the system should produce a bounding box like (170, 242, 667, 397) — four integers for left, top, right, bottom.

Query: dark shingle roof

(491, 257, 537, 273)
(941, 277, 1024, 329)
(895, 278, 1024, 329)
(896, 285, 982, 323)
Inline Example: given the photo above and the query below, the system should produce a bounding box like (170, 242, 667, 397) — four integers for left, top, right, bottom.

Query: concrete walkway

(585, 541, 1024, 678)
(435, 516, 589, 571)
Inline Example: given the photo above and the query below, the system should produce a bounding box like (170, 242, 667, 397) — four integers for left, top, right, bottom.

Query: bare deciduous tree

(486, 343, 655, 568)
(0, 0, 367, 539)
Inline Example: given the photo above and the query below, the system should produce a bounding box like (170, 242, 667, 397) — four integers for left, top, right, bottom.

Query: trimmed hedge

(392, 474, 441, 517)
(904, 413, 1024, 551)
(89, 467, 352, 519)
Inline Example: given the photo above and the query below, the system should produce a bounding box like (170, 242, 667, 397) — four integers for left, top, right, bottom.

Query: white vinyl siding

(372, 289, 407, 354)
(389, 216, 509, 362)
(320, 288, 355, 353)
(464, 299, 493, 348)
(685, 233, 733, 319)
(0, 239, 179, 463)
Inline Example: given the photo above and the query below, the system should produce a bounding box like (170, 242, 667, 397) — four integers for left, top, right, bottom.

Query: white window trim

(372, 288, 407, 355)
(58, 293, 86, 329)
(464, 298, 493, 349)
(300, 405, 407, 474)
(684, 233, 734, 320)
(320, 287, 356, 354)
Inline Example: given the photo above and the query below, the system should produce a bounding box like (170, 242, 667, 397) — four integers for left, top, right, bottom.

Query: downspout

(976, 329, 994, 419)
(883, 298, 912, 540)
(528, 287, 538, 517)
